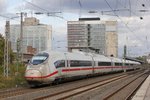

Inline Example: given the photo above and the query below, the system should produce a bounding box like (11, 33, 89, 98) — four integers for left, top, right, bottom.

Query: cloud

(0, 0, 7, 12)
(0, 0, 11, 34)
(0, 20, 6, 35)
(117, 14, 150, 57)
(0, 0, 149, 56)
(24, 0, 150, 17)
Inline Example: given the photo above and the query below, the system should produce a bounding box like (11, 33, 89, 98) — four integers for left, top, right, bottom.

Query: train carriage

(25, 50, 141, 86)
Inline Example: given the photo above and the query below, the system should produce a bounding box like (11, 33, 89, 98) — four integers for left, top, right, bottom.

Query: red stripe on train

(25, 66, 128, 79)
(62, 66, 127, 72)
(25, 71, 58, 78)
(62, 68, 93, 72)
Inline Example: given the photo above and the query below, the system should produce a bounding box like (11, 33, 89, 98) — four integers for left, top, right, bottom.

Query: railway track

(103, 70, 149, 100)
(35, 75, 128, 100)
(34, 70, 144, 100)
(0, 70, 144, 100)
(63, 70, 149, 100)
(0, 84, 54, 99)
(0, 87, 39, 99)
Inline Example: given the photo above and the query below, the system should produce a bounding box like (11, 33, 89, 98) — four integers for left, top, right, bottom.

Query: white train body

(25, 51, 141, 86)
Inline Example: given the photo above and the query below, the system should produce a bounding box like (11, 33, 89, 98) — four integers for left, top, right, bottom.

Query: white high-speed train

(25, 51, 141, 86)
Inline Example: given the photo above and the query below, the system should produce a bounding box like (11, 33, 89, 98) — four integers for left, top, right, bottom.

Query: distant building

(105, 21, 118, 57)
(67, 18, 118, 57)
(10, 17, 52, 54)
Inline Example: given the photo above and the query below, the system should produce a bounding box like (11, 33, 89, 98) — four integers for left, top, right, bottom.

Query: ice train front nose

(25, 69, 43, 84)
(25, 52, 49, 85)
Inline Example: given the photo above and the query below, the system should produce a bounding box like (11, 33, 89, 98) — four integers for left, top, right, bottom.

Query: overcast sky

(0, 0, 150, 57)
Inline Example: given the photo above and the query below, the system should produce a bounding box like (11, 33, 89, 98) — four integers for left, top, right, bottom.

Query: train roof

(37, 50, 141, 65)
(72, 51, 112, 62)
(108, 57, 123, 63)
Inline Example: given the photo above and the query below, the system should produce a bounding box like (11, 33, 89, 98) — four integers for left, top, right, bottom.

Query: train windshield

(30, 53, 49, 65)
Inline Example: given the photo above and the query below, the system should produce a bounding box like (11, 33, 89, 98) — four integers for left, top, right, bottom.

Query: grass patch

(0, 63, 28, 89)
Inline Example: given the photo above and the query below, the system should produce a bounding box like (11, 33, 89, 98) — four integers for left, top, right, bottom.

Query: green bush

(0, 63, 27, 89)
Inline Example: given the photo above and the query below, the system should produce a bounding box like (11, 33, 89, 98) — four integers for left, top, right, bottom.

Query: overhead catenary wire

(104, 0, 146, 43)
(110, 0, 150, 55)
(24, 0, 69, 21)
(23, 0, 69, 51)
(116, 0, 128, 9)
(135, 0, 149, 48)
(78, 0, 82, 18)
(104, 0, 139, 57)
(0, 14, 20, 22)
(129, 0, 131, 16)
(115, 0, 118, 10)
(24, 0, 61, 14)
(24, 0, 49, 13)
(0, 14, 13, 19)
(146, 0, 150, 7)
(114, 0, 140, 17)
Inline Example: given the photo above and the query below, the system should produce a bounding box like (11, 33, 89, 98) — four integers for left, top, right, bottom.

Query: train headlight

(39, 67, 43, 70)
(39, 65, 44, 70)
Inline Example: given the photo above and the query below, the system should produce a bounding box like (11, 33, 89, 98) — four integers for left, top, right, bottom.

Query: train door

(91, 56, 95, 74)
(111, 58, 114, 71)
(63, 53, 72, 77)
(123, 60, 127, 72)
(62, 53, 69, 76)
(64, 53, 68, 67)
(121, 59, 124, 71)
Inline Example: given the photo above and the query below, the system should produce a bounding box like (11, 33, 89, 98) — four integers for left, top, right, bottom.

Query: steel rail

(35, 74, 135, 100)
(103, 71, 149, 100)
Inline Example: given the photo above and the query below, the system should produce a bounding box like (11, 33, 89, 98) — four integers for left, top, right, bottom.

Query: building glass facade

(68, 19, 118, 57)
(10, 17, 52, 54)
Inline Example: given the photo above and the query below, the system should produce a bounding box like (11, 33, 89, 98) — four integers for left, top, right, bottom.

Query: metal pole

(4, 21, 10, 77)
(20, 12, 23, 64)
(124, 45, 127, 59)
(4, 32, 6, 76)
(17, 38, 20, 73)
(16, 39, 19, 87)
(6, 36, 9, 77)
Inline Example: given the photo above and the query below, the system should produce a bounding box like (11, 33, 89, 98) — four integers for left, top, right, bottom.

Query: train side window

(115, 63, 121, 66)
(54, 60, 65, 68)
(125, 63, 129, 66)
(70, 60, 79, 67)
(79, 61, 92, 66)
(98, 62, 111, 66)
(70, 60, 92, 67)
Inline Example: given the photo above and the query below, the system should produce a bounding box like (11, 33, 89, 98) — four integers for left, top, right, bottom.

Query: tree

(136, 56, 145, 61)
(0, 34, 5, 65)
(0, 34, 14, 66)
